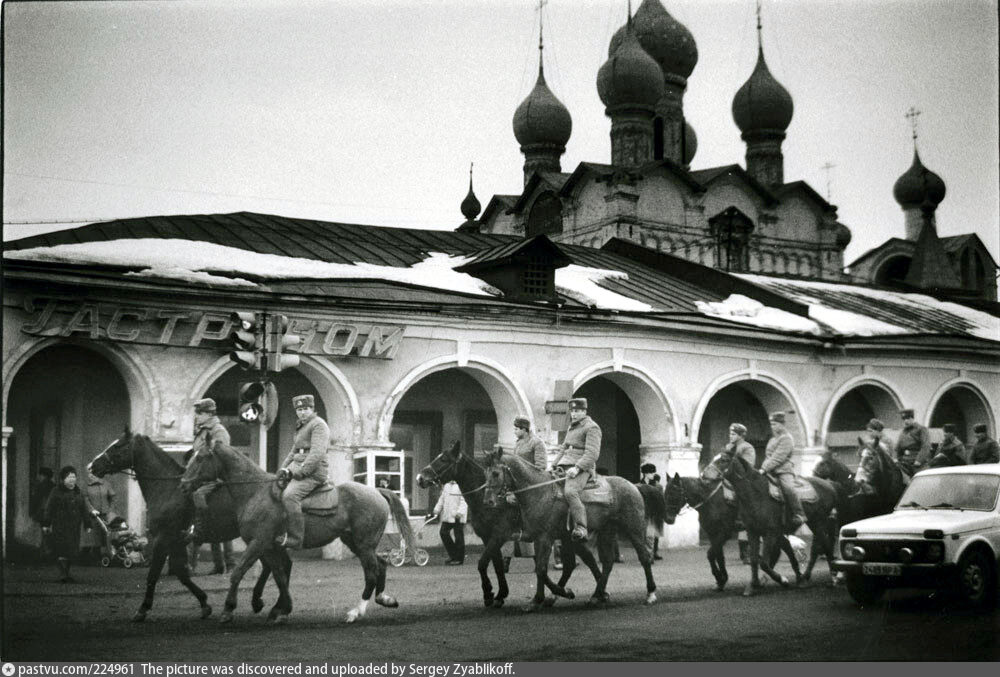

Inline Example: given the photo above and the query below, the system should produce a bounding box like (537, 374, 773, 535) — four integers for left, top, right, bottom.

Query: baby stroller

(93, 514, 148, 568)
(378, 514, 434, 567)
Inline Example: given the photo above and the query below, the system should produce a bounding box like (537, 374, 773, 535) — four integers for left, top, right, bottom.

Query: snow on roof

(4, 237, 649, 312)
(695, 295, 821, 334)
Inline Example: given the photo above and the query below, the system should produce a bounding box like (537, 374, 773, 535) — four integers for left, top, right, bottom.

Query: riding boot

(282, 509, 306, 550)
(210, 542, 225, 574)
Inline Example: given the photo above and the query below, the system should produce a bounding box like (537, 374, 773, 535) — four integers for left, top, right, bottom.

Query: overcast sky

(4, 0, 998, 264)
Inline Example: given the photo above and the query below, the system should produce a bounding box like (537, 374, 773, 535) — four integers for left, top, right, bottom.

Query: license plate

(863, 563, 902, 576)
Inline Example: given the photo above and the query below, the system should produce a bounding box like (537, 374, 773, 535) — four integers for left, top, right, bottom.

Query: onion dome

(835, 223, 852, 248)
(732, 47, 794, 134)
(513, 68, 572, 148)
(683, 120, 697, 164)
(597, 23, 665, 109)
(460, 172, 481, 222)
(892, 149, 946, 208)
(608, 0, 698, 80)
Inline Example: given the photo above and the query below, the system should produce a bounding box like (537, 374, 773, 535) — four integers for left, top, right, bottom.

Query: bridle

(90, 435, 184, 481)
(666, 478, 712, 516)
(423, 450, 489, 496)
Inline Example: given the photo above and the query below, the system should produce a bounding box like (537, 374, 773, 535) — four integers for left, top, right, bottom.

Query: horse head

(481, 447, 510, 509)
(89, 427, 135, 477)
(416, 440, 462, 488)
(813, 450, 853, 485)
(663, 473, 686, 523)
(179, 445, 222, 495)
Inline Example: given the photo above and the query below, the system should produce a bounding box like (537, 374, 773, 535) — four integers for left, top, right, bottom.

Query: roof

(688, 164, 777, 205)
(477, 195, 519, 224)
(775, 181, 837, 213)
(942, 233, 999, 268)
(511, 172, 573, 213)
(847, 237, 912, 269)
(454, 234, 572, 272)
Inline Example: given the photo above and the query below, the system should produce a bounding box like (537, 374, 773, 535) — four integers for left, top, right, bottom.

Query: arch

(692, 369, 811, 448)
(926, 378, 995, 441)
(819, 375, 905, 441)
(189, 355, 362, 446)
(571, 361, 680, 445)
(874, 255, 911, 286)
(377, 354, 532, 448)
(3, 336, 157, 435)
(526, 191, 563, 237)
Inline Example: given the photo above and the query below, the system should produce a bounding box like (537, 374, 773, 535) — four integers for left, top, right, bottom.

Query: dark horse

(483, 450, 658, 609)
(181, 442, 416, 624)
(88, 431, 275, 622)
(664, 472, 737, 591)
(720, 454, 838, 596)
(415, 442, 519, 608)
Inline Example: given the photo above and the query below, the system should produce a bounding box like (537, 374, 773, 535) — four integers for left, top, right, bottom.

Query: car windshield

(896, 473, 1000, 512)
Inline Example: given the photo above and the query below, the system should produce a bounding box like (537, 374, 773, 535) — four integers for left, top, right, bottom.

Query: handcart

(93, 513, 148, 568)
(378, 514, 435, 567)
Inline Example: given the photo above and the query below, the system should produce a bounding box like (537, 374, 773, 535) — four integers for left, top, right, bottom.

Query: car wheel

(955, 549, 996, 608)
(845, 572, 884, 607)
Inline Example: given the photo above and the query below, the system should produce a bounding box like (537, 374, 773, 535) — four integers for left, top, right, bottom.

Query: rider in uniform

(185, 398, 234, 573)
(894, 408, 932, 476)
(929, 423, 967, 467)
(551, 398, 601, 542)
(513, 416, 547, 470)
(970, 424, 1000, 465)
(275, 394, 330, 549)
(761, 412, 808, 535)
(856, 418, 889, 494)
(721, 423, 755, 563)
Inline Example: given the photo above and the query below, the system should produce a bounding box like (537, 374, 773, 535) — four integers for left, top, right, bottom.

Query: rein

(92, 443, 185, 482)
(687, 480, 723, 510)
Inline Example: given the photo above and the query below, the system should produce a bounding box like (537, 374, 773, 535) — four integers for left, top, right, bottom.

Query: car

(831, 463, 1000, 608)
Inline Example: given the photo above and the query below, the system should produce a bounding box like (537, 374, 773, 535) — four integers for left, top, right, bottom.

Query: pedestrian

(41, 466, 99, 583)
(761, 412, 809, 536)
(276, 394, 330, 549)
(29, 467, 55, 558)
(969, 424, 999, 465)
(638, 463, 661, 561)
(82, 467, 116, 563)
(184, 397, 235, 574)
(552, 397, 602, 542)
(894, 408, 932, 476)
(433, 480, 468, 565)
(928, 424, 966, 467)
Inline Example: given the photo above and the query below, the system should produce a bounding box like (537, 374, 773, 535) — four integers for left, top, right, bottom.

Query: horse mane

(499, 453, 549, 483)
(133, 434, 185, 473)
(214, 443, 273, 479)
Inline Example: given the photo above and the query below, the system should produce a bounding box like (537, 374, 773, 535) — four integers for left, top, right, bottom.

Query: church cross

(821, 162, 836, 201)
(905, 106, 921, 141)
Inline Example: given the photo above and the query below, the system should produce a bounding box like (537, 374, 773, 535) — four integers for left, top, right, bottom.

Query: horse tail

(378, 487, 417, 555)
(636, 483, 665, 537)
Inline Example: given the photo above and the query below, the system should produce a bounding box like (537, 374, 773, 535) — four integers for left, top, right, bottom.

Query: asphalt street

(3, 542, 997, 662)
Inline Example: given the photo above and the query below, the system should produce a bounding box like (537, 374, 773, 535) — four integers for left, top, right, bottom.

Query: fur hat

(973, 423, 988, 434)
(866, 418, 884, 432)
(292, 394, 314, 409)
(769, 412, 786, 424)
(513, 416, 531, 431)
(568, 398, 588, 411)
(729, 423, 748, 436)
(640, 463, 656, 474)
(193, 398, 217, 414)
(942, 423, 957, 434)
(899, 408, 915, 419)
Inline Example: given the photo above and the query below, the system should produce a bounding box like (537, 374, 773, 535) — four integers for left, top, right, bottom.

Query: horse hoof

(483, 594, 494, 608)
(219, 611, 233, 624)
(645, 592, 656, 605)
(542, 595, 557, 607)
(272, 614, 288, 625)
(345, 610, 359, 624)
(492, 598, 505, 608)
(131, 611, 147, 623)
(586, 596, 605, 608)
(563, 587, 575, 600)
(779, 575, 791, 588)
(375, 594, 398, 608)
(251, 598, 264, 614)
(266, 611, 280, 624)
(201, 605, 213, 620)
(522, 602, 542, 613)
(715, 583, 726, 592)
(803, 571, 812, 582)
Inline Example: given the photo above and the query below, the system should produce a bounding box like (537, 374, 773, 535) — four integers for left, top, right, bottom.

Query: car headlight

(926, 542, 944, 562)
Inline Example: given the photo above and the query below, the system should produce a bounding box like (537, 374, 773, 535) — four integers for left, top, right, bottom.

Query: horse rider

(894, 408, 932, 476)
(551, 398, 602, 542)
(856, 418, 890, 494)
(721, 422, 755, 563)
(761, 412, 809, 535)
(275, 394, 330, 549)
(513, 416, 547, 470)
(969, 424, 999, 465)
(928, 423, 967, 467)
(185, 398, 231, 541)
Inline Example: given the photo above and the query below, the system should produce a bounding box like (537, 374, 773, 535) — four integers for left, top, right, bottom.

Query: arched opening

(875, 255, 912, 286)
(385, 366, 525, 515)
(825, 383, 902, 469)
(696, 379, 804, 468)
(573, 377, 641, 480)
(525, 191, 563, 237)
(929, 384, 992, 444)
(5, 344, 130, 552)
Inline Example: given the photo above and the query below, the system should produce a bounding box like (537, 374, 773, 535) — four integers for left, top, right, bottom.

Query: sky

(3, 0, 999, 265)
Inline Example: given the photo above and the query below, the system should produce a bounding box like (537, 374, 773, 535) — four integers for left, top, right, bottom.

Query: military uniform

(929, 436, 966, 468)
(514, 433, 548, 471)
(894, 417, 932, 475)
(762, 415, 807, 529)
(279, 394, 330, 549)
(185, 399, 233, 572)
(970, 435, 1000, 465)
(726, 439, 757, 468)
(552, 399, 602, 540)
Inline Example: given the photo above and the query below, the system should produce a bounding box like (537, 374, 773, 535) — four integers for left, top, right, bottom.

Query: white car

(832, 463, 1000, 608)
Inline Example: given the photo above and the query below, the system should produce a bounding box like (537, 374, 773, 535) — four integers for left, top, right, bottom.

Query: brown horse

(664, 473, 736, 591)
(482, 450, 658, 609)
(88, 431, 275, 622)
(720, 454, 838, 596)
(180, 441, 415, 624)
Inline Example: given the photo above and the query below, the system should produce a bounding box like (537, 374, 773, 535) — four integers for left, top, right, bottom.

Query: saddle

(766, 475, 818, 504)
(553, 474, 613, 506)
(300, 483, 339, 515)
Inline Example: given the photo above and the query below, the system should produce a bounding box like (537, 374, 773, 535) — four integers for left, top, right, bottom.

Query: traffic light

(268, 314, 301, 373)
(229, 311, 264, 371)
(238, 381, 265, 424)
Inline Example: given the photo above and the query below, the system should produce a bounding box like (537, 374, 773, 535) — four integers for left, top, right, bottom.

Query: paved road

(3, 543, 997, 661)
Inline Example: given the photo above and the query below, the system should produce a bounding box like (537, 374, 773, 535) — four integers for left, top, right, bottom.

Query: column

(2, 427, 11, 559)
(662, 443, 703, 548)
(798, 446, 825, 478)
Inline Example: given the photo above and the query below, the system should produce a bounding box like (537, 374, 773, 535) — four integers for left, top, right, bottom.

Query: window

(522, 256, 553, 297)
(526, 192, 563, 237)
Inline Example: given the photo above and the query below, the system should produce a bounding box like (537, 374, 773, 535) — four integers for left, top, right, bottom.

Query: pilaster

(2, 427, 11, 558)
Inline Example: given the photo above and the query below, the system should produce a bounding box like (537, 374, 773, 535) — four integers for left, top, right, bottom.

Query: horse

(719, 454, 838, 596)
(663, 472, 737, 591)
(415, 441, 520, 608)
(180, 441, 415, 624)
(88, 430, 274, 622)
(482, 450, 658, 609)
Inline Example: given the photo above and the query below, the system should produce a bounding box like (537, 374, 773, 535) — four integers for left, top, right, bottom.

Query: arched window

(874, 255, 911, 286)
(526, 192, 563, 237)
